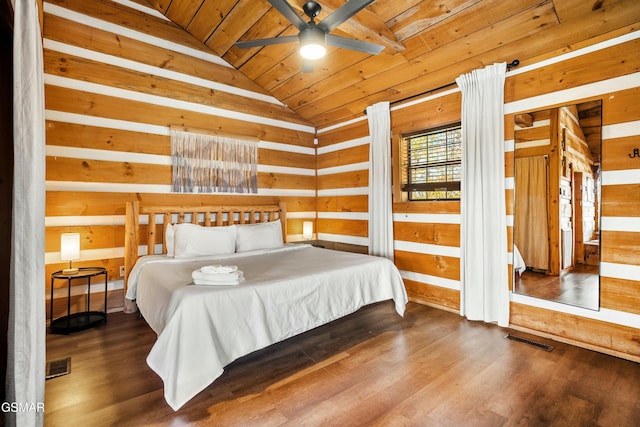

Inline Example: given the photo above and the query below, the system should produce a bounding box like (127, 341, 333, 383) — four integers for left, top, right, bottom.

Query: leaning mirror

(513, 100, 602, 310)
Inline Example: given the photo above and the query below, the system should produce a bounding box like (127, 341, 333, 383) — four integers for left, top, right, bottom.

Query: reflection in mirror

(513, 101, 602, 310)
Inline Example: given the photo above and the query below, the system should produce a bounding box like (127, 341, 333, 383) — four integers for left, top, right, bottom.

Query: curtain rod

(363, 59, 520, 115)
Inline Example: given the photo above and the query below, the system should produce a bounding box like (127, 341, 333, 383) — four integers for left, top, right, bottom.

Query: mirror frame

(512, 100, 602, 310)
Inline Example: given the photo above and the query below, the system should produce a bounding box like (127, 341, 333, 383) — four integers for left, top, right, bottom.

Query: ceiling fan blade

(326, 34, 384, 55)
(235, 35, 299, 49)
(301, 60, 315, 73)
(267, 0, 309, 31)
(317, 0, 374, 33)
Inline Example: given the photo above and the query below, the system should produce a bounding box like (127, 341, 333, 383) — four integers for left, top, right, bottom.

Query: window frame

(400, 122, 462, 201)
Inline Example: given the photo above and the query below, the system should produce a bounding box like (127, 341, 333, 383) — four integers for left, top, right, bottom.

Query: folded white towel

(193, 270, 243, 281)
(194, 278, 242, 286)
(192, 270, 244, 286)
(200, 265, 238, 275)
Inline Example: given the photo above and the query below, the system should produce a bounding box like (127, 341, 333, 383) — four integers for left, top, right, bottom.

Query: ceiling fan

(235, 0, 384, 72)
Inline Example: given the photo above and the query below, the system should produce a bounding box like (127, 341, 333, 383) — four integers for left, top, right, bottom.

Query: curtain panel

(456, 63, 509, 326)
(7, 0, 46, 425)
(366, 101, 394, 260)
(514, 156, 550, 270)
(171, 130, 258, 194)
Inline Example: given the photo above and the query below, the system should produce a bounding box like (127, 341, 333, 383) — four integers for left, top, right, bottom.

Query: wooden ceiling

(143, 0, 640, 129)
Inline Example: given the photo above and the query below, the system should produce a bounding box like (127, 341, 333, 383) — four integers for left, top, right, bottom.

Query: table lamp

(303, 221, 313, 241)
(61, 233, 80, 275)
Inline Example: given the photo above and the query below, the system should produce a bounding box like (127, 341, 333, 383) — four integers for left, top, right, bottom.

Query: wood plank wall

(43, 0, 317, 317)
(316, 30, 640, 360)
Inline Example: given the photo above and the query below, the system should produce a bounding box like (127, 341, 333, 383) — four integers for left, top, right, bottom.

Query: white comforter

(127, 244, 407, 410)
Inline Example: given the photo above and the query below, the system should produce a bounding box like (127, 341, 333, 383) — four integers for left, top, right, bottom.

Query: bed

(514, 244, 526, 275)
(123, 201, 408, 411)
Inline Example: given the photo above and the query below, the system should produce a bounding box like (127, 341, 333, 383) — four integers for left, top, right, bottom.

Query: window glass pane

(427, 165, 446, 182)
(429, 190, 445, 200)
(403, 123, 462, 201)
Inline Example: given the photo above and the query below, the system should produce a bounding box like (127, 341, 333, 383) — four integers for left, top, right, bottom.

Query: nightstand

(293, 240, 325, 248)
(50, 267, 108, 334)
(307, 240, 326, 248)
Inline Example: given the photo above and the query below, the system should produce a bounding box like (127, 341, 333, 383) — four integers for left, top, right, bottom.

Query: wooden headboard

(123, 201, 286, 294)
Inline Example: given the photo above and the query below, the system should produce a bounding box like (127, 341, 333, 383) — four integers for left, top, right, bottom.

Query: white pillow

(164, 223, 191, 257)
(165, 223, 175, 257)
(174, 223, 237, 258)
(236, 219, 283, 252)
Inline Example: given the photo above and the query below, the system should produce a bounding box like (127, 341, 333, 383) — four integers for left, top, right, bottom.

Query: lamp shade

(60, 233, 80, 261)
(303, 221, 313, 240)
(299, 26, 326, 60)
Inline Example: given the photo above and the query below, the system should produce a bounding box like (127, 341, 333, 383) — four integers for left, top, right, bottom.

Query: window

(401, 123, 461, 201)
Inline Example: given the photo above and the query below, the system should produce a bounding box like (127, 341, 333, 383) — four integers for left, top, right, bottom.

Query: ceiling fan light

(299, 26, 326, 60)
(300, 43, 325, 60)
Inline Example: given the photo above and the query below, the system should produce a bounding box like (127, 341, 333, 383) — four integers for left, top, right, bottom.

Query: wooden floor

(44, 302, 639, 426)
(514, 264, 599, 310)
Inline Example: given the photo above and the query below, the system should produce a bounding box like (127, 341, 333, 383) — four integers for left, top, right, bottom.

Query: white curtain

(366, 101, 394, 260)
(7, 0, 46, 425)
(456, 63, 509, 326)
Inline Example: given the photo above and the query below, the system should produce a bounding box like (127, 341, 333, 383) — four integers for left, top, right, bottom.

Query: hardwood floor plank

(44, 302, 640, 426)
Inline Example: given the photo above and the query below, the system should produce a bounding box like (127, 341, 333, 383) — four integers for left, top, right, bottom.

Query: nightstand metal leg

(50, 277, 54, 329)
(66, 277, 71, 333)
(87, 276, 91, 313)
(104, 272, 108, 322)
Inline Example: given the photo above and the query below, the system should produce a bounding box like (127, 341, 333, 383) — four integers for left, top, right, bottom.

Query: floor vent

(505, 334, 553, 352)
(46, 357, 71, 379)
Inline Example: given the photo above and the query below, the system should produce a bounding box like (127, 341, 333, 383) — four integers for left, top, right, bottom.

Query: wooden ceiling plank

(275, 0, 544, 115)
(271, 0, 536, 117)
(404, 1, 559, 60)
(367, 0, 424, 24)
(253, 52, 310, 92)
(223, 7, 296, 67)
(278, 52, 406, 110)
(398, 0, 542, 57)
(552, 0, 606, 22)
(237, 27, 300, 81)
(144, 0, 172, 15)
(186, 0, 238, 43)
(313, 12, 640, 128)
(165, 0, 203, 29)
(335, 7, 405, 52)
(293, 1, 560, 121)
(266, 21, 404, 88)
(347, 0, 639, 126)
(388, 0, 483, 42)
(205, 0, 270, 57)
(258, 45, 369, 93)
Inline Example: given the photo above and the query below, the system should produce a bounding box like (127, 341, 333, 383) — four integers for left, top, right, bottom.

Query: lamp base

(62, 268, 79, 275)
